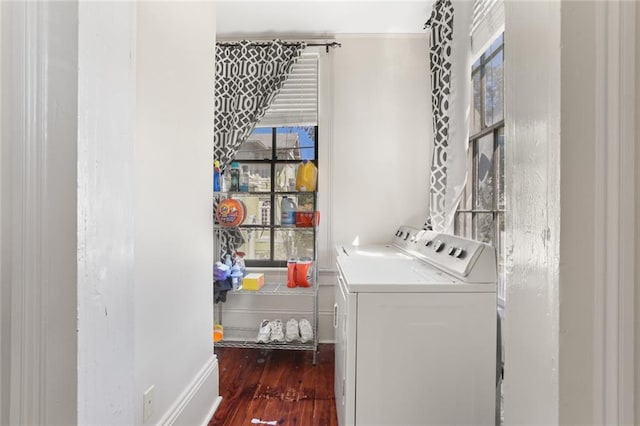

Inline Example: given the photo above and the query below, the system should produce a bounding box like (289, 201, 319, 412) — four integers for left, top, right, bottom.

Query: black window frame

(233, 126, 319, 268)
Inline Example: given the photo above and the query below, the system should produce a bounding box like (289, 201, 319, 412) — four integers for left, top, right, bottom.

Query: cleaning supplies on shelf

(216, 198, 246, 226)
(287, 258, 297, 288)
(295, 211, 320, 228)
(285, 257, 314, 288)
(214, 160, 221, 191)
(295, 160, 317, 191)
(243, 273, 264, 291)
(230, 263, 243, 290)
(239, 165, 249, 192)
(280, 196, 296, 226)
(229, 162, 240, 191)
(295, 257, 313, 288)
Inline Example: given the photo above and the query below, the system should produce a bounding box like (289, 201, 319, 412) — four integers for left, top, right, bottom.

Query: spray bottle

(214, 160, 221, 191)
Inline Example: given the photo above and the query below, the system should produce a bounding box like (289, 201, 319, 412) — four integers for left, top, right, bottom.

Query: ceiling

(216, 1, 435, 37)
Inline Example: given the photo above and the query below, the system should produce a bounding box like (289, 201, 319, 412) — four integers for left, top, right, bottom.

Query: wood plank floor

(209, 344, 337, 426)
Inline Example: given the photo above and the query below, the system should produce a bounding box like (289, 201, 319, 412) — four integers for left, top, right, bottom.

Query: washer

(334, 226, 497, 426)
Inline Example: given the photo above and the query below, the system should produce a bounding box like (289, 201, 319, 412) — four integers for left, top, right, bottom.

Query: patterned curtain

(214, 40, 306, 260)
(214, 40, 306, 171)
(426, 0, 472, 233)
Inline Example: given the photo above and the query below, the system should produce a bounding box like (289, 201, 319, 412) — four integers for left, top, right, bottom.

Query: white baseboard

(200, 396, 223, 426)
(159, 355, 220, 426)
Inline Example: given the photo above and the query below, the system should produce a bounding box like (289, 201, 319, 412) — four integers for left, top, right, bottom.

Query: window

(454, 33, 505, 301)
(228, 49, 320, 267)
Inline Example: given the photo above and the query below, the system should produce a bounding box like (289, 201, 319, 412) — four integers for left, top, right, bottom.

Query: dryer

(334, 226, 497, 426)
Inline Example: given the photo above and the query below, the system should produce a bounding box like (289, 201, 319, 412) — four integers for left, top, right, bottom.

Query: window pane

(235, 227, 272, 261)
(482, 61, 493, 126)
(235, 128, 273, 160)
(471, 71, 482, 135)
(275, 163, 297, 192)
(275, 126, 316, 161)
(475, 134, 494, 210)
(474, 213, 494, 244)
(455, 212, 472, 239)
(274, 228, 315, 261)
(496, 127, 505, 210)
(489, 50, 504, 124)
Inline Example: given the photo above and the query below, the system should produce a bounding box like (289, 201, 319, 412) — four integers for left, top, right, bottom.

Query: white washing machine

(334, 226, 497, 426)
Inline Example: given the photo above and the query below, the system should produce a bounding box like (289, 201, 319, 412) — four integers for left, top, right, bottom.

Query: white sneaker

(285, 318, 300, 343)
(256, 319, 271, 343)
(270, 319, 284, 343)
(299, 318, 313, 343)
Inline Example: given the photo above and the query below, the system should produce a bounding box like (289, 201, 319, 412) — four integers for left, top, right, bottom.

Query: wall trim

(5, 2, 48, 423)
(159, 356, 220, 426)
(593, 1, 636, 424)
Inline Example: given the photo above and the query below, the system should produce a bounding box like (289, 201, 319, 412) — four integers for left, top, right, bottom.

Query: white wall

(135, 2, 219, 424)
(77, 2, 136, 423)
(332, 35, 431, 249)
(504, 2, 561, 424)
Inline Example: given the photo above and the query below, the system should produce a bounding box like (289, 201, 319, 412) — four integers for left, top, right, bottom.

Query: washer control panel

(391, 226, 496, 282)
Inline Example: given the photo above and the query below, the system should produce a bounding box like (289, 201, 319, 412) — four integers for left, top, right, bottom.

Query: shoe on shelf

(270, 319, 284, 343)
(299, 318, 313, 343)
(285, 318, 300, 343)
(256, 319, 271, 343)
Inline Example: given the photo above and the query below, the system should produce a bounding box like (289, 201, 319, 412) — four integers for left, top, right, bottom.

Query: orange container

(295, 211, 320, 227)
(213, 324, 224, 342)
(216, 198, 246, 227)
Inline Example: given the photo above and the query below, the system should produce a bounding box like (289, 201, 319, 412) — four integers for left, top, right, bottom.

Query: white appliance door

(355, 292, 496, 425)
(335, 272, 356, 426)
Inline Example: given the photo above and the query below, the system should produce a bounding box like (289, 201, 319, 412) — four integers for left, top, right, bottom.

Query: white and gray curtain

(425, 0, 472, 233)
(214, 40, 306, 260)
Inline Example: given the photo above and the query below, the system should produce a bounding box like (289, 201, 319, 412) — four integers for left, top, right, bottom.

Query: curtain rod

(216, 41, 341, 53)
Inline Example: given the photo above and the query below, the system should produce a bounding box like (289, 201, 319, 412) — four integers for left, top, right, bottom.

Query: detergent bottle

(295, 160, 317, 191)
(280, 196, 296, 226)
(229, 162, 240, 191)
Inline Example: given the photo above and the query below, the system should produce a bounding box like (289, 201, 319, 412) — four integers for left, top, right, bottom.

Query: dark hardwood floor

(209, 344, 337, 426)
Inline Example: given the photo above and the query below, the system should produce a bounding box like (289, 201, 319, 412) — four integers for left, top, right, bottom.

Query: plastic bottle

(220, 171, 229, 192)
(280, 196, 296, 226)
(230, 264, 243, 290)
(295, 257, 313, 288)
(229, 162, 240, 191)
(239, 165, 249, 192)
(214, 160, 221, 192)
(295, 160, 317, 191)
(287, 258, 297, 288)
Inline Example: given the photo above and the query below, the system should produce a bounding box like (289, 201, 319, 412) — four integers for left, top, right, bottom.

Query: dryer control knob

(433, 240, 445, 252)
(448, 246, 456, 256)
(454, 248, 466, 258)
